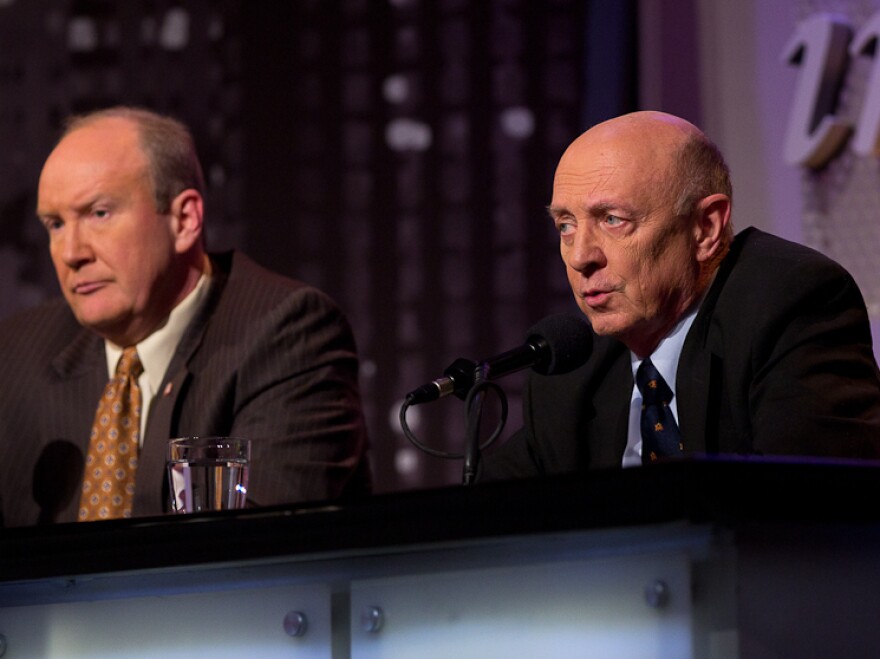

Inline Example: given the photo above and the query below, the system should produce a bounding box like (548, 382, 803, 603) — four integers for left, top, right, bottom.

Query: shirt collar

(629, 303, 700, 393)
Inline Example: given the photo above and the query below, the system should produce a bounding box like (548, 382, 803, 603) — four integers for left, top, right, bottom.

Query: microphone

(405, 312, 593, 405)
(405, 357, 477, 405)
(33, 440, 85, 524)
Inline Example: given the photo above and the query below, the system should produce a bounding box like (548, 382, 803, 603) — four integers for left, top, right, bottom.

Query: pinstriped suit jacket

(0, 251, 370, 526)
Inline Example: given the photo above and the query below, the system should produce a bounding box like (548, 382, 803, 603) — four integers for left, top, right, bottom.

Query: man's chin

(71, 309, 127, 342)
(581, 311, 629, 339)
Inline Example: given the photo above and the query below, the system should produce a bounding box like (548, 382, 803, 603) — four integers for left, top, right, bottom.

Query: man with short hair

(0, 106, 370, 525)
(484, 111, 880, 477)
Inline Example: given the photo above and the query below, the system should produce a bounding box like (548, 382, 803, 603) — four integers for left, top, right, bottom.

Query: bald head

(567, 111, 702, 152)
(559, 111, 731, 216)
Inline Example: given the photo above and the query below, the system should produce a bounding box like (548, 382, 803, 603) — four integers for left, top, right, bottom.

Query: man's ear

(693, 193, 731, 263)
(169, 189, 205, 253)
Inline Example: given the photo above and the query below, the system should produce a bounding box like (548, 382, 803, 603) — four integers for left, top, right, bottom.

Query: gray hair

(673, 132, 733, 241)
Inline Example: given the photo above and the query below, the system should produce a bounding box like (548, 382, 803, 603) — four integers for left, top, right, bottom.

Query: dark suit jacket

(0, 251, 370, 526)
(483, 228, 880, 479)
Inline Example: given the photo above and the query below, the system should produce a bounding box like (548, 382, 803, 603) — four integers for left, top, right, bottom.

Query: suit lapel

(580, 343, 632, 469)
(49, 328, 106, 447)
(606, 355, 635, 466)
(677, 324, 713, 454)
(51, 326, 106, 380)
(676, 234, 746, 455)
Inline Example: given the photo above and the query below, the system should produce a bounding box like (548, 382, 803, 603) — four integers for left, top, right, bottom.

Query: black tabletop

(3, 456, 880, 583)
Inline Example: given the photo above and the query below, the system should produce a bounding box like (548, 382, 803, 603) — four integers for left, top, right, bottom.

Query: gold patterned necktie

(78, 347, 143, 521)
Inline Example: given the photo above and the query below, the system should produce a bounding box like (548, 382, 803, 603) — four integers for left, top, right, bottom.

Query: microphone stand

(462, 361, 491, 485)
(399, 360, 508, 482)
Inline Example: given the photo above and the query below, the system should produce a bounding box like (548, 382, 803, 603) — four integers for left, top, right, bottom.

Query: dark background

(0, 0, 637, 493)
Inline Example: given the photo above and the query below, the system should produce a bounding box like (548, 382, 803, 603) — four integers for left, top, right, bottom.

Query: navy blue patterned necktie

(636, 357, 683, 464)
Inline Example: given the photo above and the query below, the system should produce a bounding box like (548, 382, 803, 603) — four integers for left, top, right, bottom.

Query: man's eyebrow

(546, 201, 616, 217)
(548, 200, 642, 220)
(546, 204, 570, 219)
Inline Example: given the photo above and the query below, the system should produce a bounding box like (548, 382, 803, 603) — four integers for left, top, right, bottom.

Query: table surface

(2, 456, 880, 585)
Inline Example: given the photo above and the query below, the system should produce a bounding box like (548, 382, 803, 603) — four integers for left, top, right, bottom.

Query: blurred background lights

(383, 74, 410, 104)
(159, 7, 190, 51)
(67, 17, 98, 52)
(361, 359, 378, 379)
(385, 118, 433, 152)
(500, 106, 535, 139)
(395, 447, 420, 476)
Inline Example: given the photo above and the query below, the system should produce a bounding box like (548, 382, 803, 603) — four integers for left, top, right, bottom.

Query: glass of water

(166, 437, 251, 513)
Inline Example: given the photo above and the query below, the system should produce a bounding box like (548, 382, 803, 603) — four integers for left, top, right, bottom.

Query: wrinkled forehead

(552, 129, 679, 208)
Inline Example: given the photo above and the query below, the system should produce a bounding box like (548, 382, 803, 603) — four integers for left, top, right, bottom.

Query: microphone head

(525, 312, 593, 375)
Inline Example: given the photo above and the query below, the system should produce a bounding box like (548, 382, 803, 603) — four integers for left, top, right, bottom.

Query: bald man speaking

(483, 111, 880, 478)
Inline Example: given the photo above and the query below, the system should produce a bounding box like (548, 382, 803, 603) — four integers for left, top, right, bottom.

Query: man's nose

(58, 223, 94, 268)
(567, 228, 607, 273)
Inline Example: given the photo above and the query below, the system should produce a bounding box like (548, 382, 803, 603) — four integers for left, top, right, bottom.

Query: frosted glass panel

(0, 583, 331, 659)
(350, 552, 693, 659)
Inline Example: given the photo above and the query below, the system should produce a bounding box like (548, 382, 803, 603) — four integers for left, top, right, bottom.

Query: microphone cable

(399, 377, 508, 460)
